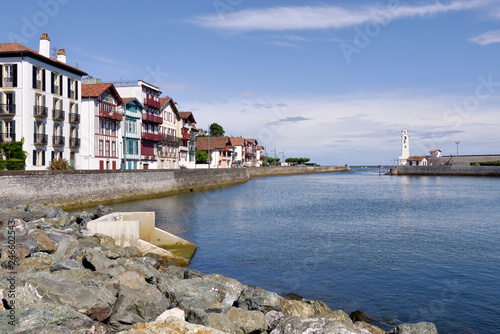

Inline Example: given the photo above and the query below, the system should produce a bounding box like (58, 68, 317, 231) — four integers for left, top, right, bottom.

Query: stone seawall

(0, 166, 349, 209)
(388, 165, 500, 177)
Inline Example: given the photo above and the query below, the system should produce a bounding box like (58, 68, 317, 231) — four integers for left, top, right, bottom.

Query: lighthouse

(398, 128, 410, 165)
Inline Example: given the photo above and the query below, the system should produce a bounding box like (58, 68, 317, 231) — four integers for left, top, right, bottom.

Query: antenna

(74, 62, 79, 68)
(50, 47, 57, 58)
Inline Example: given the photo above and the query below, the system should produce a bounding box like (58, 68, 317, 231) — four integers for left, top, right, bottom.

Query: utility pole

(455, 141, 460, 156)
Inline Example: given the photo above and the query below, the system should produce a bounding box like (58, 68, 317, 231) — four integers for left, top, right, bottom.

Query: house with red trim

(158, 97, 181, 169)
(178, 111, 197, 169)
(407, 156, 428, 166)
(196, 136, 234, 168)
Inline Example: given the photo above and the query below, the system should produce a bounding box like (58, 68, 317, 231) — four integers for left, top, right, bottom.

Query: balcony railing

(0, 133, 15, 143)
(4, 77, 14, 87)
(162, 134, 181, 144)
(142, 112, 163, 124)
(0, 104, 16, 115)
(52, 109, 65, 121)
(99, 107, 123, 121)
(34, 80, 42, 90)
(69, 90, 75, 99)
(141, 132, 162, 142)
(34, 105, 48, 118)
(124, 153, 140, 160)
(182, 129, 191, 140)
(141, 154, 157, 161)
(68, 112, 80, 123)
(52, 135, 65, 147)
(69, 137, 80, 148)
(143, 96, 160, 109)
(188, 144, 196, 152)
(34, 134, 48, 145)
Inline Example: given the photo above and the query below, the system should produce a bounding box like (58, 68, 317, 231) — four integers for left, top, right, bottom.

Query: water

(108, 168, 500, 333)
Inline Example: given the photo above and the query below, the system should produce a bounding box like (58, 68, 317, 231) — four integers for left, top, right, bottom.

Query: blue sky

(2, 0, 500, 165)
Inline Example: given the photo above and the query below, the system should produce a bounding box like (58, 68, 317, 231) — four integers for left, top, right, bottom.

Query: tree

(285, 157, 310, 164)
(195, 150, 209, 164)
(209, 123, 225, 137)
(0, 139, 27, 170)
(264, 157, 280, 165)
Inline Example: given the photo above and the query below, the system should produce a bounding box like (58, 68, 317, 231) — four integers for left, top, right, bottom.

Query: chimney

(56, 49, 66, 63)
(39, 33, 50, 58)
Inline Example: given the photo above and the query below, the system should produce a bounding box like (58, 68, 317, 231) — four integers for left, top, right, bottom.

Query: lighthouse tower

(398, 128, 410, 165)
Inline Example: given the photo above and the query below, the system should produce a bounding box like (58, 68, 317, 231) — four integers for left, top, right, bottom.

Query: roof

(159, 97, 180, 115)
(196, 136, 233, 151)
(179, 111, 196, 124)
(122, 97, 144, 109)
(408, 156, 428, 161)
(246, 139, 258, 144)
(429, 149, 441, 152)
(256, 145, 264, 150)
(229, 137, 245, 147)
(0, 42, 87, 76)
(82, 83, 123, 105)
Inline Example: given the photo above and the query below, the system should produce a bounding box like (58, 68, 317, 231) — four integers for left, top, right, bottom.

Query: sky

(2, 0, 500, 165)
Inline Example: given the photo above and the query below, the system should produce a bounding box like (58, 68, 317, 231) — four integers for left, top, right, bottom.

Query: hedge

(0, 159, 25, 170)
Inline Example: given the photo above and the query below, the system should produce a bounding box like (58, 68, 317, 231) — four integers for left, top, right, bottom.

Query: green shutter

(42, 151, 45, 165)
(12, 64, 17, 88)
(75, 103, 78, 114)
(0, 91, 3, 105)
(75, 81, 78, 99)
(42, 123, 46, 135)
(34, 121, 37, 135)
(12, 120, 15, 135)
(11, 91, 15, 106)
(67, 78, 70, 98)
(33, 150, 37, 166)
(42, 95, 46, 107)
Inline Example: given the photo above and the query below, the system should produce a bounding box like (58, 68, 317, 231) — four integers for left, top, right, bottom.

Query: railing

(33, 105, 48, 118)
(125, 109, 141, 118)
(33, 134, 48, 145)
(69, 90, 75, 99)
(52, 135, 65, 147)
(34, 80, 42, 90)
(182, 129, 191, 140)
(52, 109, 65, 121)
(141, 132, 162, 142)
(125, 131, 141, 139)
(69, 137, 80, 148)
(4, 77, 14, 87)
(143, 96, 160, 109)
(68, 112, 80, 123)
(0, 104, 16, 115)
(141, 154, 156, 161)
(54, 85, 59, 94)
(162, 134, 181, 144)
(0, 133, 15, 143)
(99, 107, 123, 121)
(124, 153, 140, 160)
(142, 112, 163, 124)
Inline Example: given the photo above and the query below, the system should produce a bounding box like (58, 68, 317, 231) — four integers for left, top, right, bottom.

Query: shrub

(5, 159, 25, 170)
(0, 159, 5, 170)
(47, 158, 72, 170)
(477, 161, 500, 166)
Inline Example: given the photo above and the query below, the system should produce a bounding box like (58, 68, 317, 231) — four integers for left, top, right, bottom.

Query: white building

(0, 33, 87, 170)
(120, 97, 143, 170)
(429, 149, 442, 157)
(178, 111, 197, 169)
(158, 97, 181, 169)
(398, 128, 410, 166)
(196, 136, 234, 168)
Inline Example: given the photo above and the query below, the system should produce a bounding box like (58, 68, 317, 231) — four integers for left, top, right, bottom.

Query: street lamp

(455, 141, 460, 156)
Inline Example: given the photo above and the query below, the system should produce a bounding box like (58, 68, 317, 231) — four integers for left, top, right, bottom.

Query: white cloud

(193, 1, 486, 32)
(469, 30, 500, 45)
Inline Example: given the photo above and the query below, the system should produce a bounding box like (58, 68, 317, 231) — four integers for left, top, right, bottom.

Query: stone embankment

(0, 166, 349, 210)
(0, 200, 437, 334)
(387, 165, 500, 177)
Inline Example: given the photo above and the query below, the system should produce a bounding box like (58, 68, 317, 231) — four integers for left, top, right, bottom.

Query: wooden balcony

(52, 135, 65, 147)
(162, 134, 181, 144)
(34, 134, 48, 145)
(142, 112, 163, 124)
(141, 132, 162, 142)
(143, 96, 160, 109)
(0, 104, 16, 116)
(34, 105, 48, 118)
(52, 109, 65, 121)
(99, 107, 123, 121)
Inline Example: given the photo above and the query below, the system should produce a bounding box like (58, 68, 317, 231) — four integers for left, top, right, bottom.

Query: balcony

(143, 96, 160, 109)
(0, 133, 15, 143)
(69, 90, 75, 99)
(34, 105, 48, 118)
(124, 153, 140, 160)
(69, 137, 80, 148)
(182, 129, 191, 140)
(142, 112, 163, 124)
(34, 134, 48, 145)
(0, 104, 16, 116)
(162, 134, 181, 144)
(68, 112, 80, 123)
(52, 135, 65, 147)
(188, 143, 196, 152)
(99, 107, 123, 121)
(141, 154, 157, 161)
(4, 77, 14, 87)
(52, 109, 65, 121)
(141, 132, 162, 142)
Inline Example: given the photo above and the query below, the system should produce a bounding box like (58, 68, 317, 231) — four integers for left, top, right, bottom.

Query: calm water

(108, 168, 500, 333)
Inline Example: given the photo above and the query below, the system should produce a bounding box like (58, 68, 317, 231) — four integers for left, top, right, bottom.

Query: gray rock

(266, 310, 285, 330)
(204, 307, 267, 334)
(94, 205, 113, 218)
(83, 248, 115, 271)
(0, 305, 92, 333)
(94, 233, 116, 248)
(388, 322, 438, 334)
(165, 265, 187, 279)
(123, 246, 143, 258)
(20, 319, 112, 334)
(19, 252, 53, 271)
(0, 199, 21, 209)
(316, 309, 353, 324)
(29, 229, 55, 253)
(44, 207, 65, 219)
(25, 203, 47, 213)
(113, 257, 158, 282)
(108, 284, 170, 331)
(51, 258, 85, 271)
(237, 285, 285, 313)
(119, 317, 228, 334)
(185, 268, 204, 279)
(270, 317, 372, 334)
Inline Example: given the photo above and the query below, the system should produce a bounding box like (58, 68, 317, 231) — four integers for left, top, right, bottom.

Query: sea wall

(0, 166, 349, 209)
(388, 165, 500, 177)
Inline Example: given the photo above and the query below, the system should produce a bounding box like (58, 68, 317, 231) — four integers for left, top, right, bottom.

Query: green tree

(0, 139, 27, 170)
(285, 157, 310, 164)
(195, 150, 209, 164)
(264, 157, 280, 165)
(209, 123, 225, 137)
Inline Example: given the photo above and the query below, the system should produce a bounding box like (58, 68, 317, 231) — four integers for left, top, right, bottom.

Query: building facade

(196, 136, 234, 168)
(0, 34, 87, 170)
(120, 97, 143, 170)
(115, 80, 162, 169)
(158, 97, 181, 169)
(81, 82, 123, 170)
(178, 111, 197, 169)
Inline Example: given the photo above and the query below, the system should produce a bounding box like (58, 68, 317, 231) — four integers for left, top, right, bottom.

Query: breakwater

(0, 166, 349, 210)
(387, 165, 500, 177)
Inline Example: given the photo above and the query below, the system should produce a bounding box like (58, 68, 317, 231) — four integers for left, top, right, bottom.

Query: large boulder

(119, 317, 228, 334)
(270, 317, 372, 334)
(29, 229, 56, 253)
(388, 322, 438, 334)
(203, 307, 267, 334)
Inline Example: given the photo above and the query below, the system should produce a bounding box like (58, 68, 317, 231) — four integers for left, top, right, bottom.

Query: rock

(108, 284, 170, 332)
(124, 246, 143, 258)
(315, 309, 353, 324)
(113, 257, 158, 282)
(355, 321, 387, 334)
(21, 319, 112, 334)
(0, 199, 21, 209)
(94, 204, 113, 218)
(283, 298, 334, 318)
(270, 317, 372, 334)
(51, 258, 85, 271)
(44, 207, 65, 219)
(19, 253, 53, 271)
(94, 233, 117, 248)
(112, 271, 148, 290)
(83, 248, 115, 271)
(25, 203, 47, 213)
(100, 265, 128, 278)
(0, 304, 92, 333)
(164, 265, 187, 279)
(204, 307, 267, 334)
(166, 274, 244, 312)
(184, 268, 204, 279)
(387, 322, 438, 334)
(120, 317, 228, 334)
(266, 310, 285, 330)
(156, 308, 185, 322)
(350, 310, 376, 323)
(29, 229, 56, 253)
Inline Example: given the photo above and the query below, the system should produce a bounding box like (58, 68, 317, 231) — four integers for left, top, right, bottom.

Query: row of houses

(0, 34, 264, 170)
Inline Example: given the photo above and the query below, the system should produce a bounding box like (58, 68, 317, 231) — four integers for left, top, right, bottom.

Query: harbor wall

(0, 166, 349, 209)
(246, 165, 349, 178)
(387, 165, 500, 177)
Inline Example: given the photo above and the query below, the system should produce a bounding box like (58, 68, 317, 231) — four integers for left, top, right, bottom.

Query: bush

(0, 159, 5, 170)
(477, 161, 500, 166)
(5, 159, 25, 170)
(47, 158, 72, 170)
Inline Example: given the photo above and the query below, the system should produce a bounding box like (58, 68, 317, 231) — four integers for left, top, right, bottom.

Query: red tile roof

(179, 111, 196, 124)
(229, 137, 245, 147)
(408, 156, 427, 161)
(0, 42, 87, 76)
(82, 83, 123, 105)
(196, 136, 233, 151)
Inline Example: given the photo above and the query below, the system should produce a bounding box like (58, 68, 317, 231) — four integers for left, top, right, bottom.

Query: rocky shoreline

(0, 200, 438, 334)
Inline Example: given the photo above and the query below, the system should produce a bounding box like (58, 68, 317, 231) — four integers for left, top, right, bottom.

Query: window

(99, 140, 103, 156)
(32, 150, 45, 166)
(51, 72, 62, 95)
(1, 64, 17, 88)
(68, 78, 77, 99)
(105, 140, 110, 157)
(70, 152, 76, 169)
(32, 66, 45, 91)
(112, 141, 116, 157)
(53, 124, 62, 136)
